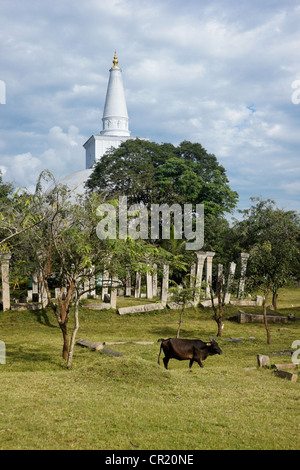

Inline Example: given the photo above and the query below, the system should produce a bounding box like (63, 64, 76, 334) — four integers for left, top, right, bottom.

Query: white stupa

(59, 53, 148, 195)
(84, 52, 148, 169)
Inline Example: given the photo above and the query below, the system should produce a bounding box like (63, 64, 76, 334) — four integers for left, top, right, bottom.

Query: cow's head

(206, 340, 222, 355)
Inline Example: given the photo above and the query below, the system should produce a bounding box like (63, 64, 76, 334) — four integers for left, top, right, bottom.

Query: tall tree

(0, 173, 47, 250)
(86, 139, 238, 217)
(13, 172, 183, 368)
(234, 198, 300, 343)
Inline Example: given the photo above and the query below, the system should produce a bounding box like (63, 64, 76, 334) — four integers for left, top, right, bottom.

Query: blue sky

(0, 0, 300, 217)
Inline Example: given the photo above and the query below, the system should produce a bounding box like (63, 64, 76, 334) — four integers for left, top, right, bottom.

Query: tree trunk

(60, 322, 69, 360)
(67, 296, 80, 369)
(176, 307, 184, 338)
(57, 282, 75, 360)
(263, 289, 271, 345)
(217, 277, 223, 337)
(272, 291, 278, 310)
(210, 282, 223, 337)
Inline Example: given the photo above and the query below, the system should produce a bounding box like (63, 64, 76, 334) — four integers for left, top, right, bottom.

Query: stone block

(55, 288, 61, 299)
(200, 298, 218, 307)
(237, 310, 247, 323)
(117, 303, 165, 315)
(273, 363, 298, 371)
(82, 303, 112, 310)
(257, 354, 270, 367)
(167, 301, 194, 310)
(273, 369, 298, 382)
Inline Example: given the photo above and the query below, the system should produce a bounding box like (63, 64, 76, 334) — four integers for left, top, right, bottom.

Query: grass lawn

(0, 287, 299, 450)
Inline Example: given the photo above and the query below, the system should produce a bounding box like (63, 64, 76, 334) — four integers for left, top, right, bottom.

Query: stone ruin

(0, 249, 264, 313)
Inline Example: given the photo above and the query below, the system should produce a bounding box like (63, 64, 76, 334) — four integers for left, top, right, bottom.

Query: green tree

(234, 198, 300, 343)
(0, 173, 46, 251)
(14, 172, 185, 368)
(86, 139, 238, 217)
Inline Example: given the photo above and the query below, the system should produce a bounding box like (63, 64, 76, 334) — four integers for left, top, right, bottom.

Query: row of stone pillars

(191, 251, 250, 304)
(100, 250, 249, 309)
(100, 263, 170, 308)
(0, 253, 49, 311)
(0, 252, 249, 311)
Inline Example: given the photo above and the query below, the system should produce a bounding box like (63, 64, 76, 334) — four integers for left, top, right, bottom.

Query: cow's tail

(157, 338, 165, 365)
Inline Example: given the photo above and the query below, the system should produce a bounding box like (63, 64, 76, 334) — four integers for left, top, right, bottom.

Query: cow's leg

(193, 349, 204, 368)
(163, 356, 170, 369)
(195, 357, 204, 368)
(189, 359, 194, 369)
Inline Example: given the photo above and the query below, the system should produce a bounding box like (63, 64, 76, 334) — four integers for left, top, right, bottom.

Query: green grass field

(0, 287, 299, 450)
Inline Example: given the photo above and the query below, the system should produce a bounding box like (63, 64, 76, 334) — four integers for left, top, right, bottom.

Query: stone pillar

(216, 263, 224, 295)
(81, 271, 89, 300)
(32, 272, 39, 302)
(190, 263, 196, 289)
(1, 253, 12, 311)
(146, 268, 153, 299)
(110, 276, 118, 309)
(223, 261, 236, 304)
(152, 264, 158, 297)
(32, 273, 39, 295)
(125, 265, 131, 297)
(88, 266, 96, 298)
(217, 264, 223, 283)
(194, 252, 207, 305)
(238, 253, 250, 299)
(161, 264, 169, 306)
(89, 276, 96, 298)
(135, 270, 141, 298)
(102, 269, 109, 300)
(55, 287, 61, 299)
(205, 252, 215, 298)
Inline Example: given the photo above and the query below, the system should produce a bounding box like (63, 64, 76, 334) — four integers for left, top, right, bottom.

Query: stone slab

(76, 338, 123, 357)
(117, 303, 165, 315)
(82, 303, 112, 310)
(238, 311, 289, 324)
(257, 354, 270, 367)
(200, 299, 219, 307)
(77, 338, 104, 350)
(273, 369, 298, 382)
(273, 363, 298, 370)
(11, 302, 43, 311)
(167, 301, 194, 310)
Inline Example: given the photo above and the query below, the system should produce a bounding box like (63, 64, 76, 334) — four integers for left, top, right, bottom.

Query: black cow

(158, 337, 222, 370)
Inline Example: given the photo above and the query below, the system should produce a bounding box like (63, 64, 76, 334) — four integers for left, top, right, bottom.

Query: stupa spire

(112, 51, 119, 69)
(100, 53, 130, 137)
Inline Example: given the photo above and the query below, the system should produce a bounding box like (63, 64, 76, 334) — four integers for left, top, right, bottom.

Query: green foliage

(0, 172, 48, 252)
(234, 198, 300, 293)
(86, 139, 238, 217)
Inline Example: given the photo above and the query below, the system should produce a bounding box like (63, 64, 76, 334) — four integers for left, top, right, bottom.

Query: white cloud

(1, 126, 85, 190)
(0, 0, 299, 212)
